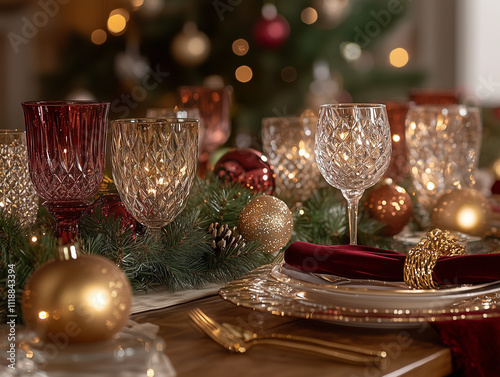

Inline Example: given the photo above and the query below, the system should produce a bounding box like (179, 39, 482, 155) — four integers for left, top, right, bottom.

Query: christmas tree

(41, 0, 422, 146)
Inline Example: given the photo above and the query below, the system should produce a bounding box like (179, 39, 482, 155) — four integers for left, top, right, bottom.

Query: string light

(389, 48, 409, 68)
(232, 39, 249, 56)
(235, 65, 253, 83)
(281, 66, 297, 82)
(107, 11, 127, 35)
(91, 29, 107, 45)
(301, 7, 318, 24)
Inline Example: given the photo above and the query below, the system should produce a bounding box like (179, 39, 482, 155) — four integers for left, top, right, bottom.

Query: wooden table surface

(132, 294, 453, 377)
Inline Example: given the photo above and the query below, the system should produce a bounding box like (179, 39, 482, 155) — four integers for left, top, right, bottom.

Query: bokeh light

(281, 66, 297, 82)
(389, 48, 409, 68)
(107, 13, 127, 34)
(301, 7, 318, 24)
(235, 65, 253, 83)
(91, 29, 107, 45)
(232, 39, 249, 56)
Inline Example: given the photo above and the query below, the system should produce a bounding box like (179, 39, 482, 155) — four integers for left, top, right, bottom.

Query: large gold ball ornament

(22, 244, 132, 343)
(431, 188, 492, 236)
(365, 182, 413, 236)
(238, 195, 293, 254)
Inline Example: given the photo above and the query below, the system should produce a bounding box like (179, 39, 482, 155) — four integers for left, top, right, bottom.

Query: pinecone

(207, 222, 246, 256)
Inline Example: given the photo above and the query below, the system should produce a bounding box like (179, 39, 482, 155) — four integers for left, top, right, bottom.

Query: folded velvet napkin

(284, 241, 500, 286)
(285, 241, 500, 377)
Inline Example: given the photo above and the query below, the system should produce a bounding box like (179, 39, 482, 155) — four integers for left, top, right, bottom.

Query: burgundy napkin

(284, 241, 500, 285)
(285, 241, 500, 376)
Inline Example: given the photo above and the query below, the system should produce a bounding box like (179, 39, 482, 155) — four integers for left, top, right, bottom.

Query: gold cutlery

(188, 308, 386, 366)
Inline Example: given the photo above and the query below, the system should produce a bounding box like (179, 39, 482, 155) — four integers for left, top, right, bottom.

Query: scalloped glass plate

(219, 264, 500, 328)
(0, 327, 175, 377)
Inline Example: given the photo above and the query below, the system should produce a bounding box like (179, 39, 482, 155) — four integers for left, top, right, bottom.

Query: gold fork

(188, 308, 386, 366)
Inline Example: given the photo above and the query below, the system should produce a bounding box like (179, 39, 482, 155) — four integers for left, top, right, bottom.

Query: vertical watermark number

(6, 263, 16, 370)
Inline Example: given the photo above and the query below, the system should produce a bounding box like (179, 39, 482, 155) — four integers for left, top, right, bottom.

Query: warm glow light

(340, 42, 362, 62)
(147, 369, 155, 377)
(232, 39, 249, 56)
(392, 134, 400, 142)
(301, 7, 318, 24)
(281, 66, 297, 82)
(390, 48, 409, 68)
(107, 14, 127, 34)
(426, 182, 436, 190)
(38, 311, 48, 320)
(91, 29, 107, 45)
(87, 289, 109, 311)
(235, 65, 253, 83)
(110, 8, 130, 22)
(187, 36, 207, 57)
(456, 205, 479, 230)
(131, 0, 144, 9)
(31, 236, 37, 243)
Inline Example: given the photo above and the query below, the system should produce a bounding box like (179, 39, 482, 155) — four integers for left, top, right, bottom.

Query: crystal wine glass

(111, 118, 199, 239)
(22, 101, 109, 243)
(315, 104, 392, 245)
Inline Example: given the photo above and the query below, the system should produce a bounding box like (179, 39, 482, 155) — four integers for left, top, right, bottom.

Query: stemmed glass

(22, 101, 109, 242)
(111, 118, 199, 239)
(315, 104, 392, 245)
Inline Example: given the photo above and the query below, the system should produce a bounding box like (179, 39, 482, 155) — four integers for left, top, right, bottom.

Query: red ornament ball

(365, 183, 413, 236)
(84, 194, 142, 233)
(213, 148, 275, 194)
(253, 14, 290, 49)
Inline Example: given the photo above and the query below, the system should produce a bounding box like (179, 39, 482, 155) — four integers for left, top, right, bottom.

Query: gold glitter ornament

(22, 243, 132, 343)
(431, 188, 492, 236)
(238, 195, 293, 254)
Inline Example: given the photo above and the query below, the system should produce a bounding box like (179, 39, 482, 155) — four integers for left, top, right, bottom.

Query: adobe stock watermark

(8, 0, 70, 54)
(353, 0, 405, 48)
(110, 65, 169, 118)
(6, 264, 17, 370)
(213, 0, 243, 21)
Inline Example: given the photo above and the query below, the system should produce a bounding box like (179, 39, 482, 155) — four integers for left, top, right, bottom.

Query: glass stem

(341, 190, 364, 245)
(146, 227, 162, 242)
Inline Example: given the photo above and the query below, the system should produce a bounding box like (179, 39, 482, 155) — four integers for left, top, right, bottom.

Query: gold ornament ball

(431, 188, 492, 236)
(22, 245, 132, 343)
(365, 182, 413, 236)
(238, 195, 293, 254)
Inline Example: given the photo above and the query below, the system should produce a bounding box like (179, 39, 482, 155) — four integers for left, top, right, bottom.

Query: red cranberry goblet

(22, 101, 109, 243)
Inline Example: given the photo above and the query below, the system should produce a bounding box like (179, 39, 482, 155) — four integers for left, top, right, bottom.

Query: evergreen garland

(0, 173, 405, 322)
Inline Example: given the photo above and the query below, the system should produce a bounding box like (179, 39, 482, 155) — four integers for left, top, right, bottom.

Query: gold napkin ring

(403, 229, 466, 290)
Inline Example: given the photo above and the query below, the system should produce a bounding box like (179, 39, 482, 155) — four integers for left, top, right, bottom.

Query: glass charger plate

(0, 327, 175, 377)
(219, 264, 500, 328)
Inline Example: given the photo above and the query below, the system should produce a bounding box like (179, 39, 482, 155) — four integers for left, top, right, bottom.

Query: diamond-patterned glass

(315, 104, 391, 245)
(111, 118, 199, 229)
(0, 131, 38, 225)
(22, 101, 109, 242)
(262, 116, 320, 204)
(315, 105, 392, 192)
(405, 105, 482, 211)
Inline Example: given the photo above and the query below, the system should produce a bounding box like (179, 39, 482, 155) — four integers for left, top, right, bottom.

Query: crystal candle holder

(22, 101, 109, 242)
(262, 116, 320, 204)
(0, 130, 38, 225)
(111, 118, 199, 237)
(405, 105, 482, 211)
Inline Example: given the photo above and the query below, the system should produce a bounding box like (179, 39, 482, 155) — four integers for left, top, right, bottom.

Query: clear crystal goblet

(315, 104, 392, 245)
(111, 118, 199, 239)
